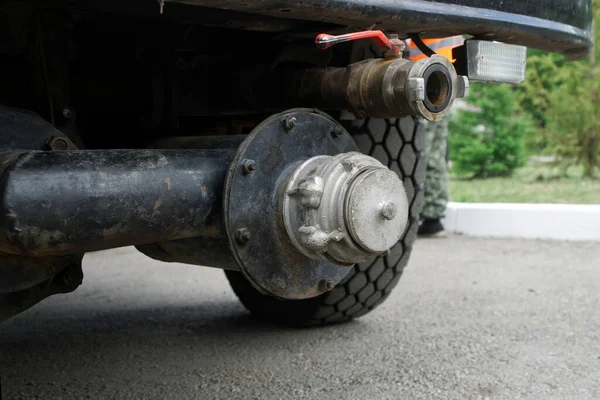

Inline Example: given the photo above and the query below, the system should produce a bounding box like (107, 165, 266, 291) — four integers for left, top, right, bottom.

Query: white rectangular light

(465, 40, 527, 84)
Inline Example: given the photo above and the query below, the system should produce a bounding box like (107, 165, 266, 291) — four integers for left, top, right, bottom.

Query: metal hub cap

(345, 167, 408, 254)
(282, 152, 408, 265)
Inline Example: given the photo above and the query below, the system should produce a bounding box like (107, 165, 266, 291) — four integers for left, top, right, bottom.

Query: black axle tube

(0, 149, 236, 257)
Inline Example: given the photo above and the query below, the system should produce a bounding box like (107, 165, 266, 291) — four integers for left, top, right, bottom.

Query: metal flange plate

(223, 109, 357, 300)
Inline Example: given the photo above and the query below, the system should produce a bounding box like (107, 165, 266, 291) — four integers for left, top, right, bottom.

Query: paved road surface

(2, 236, 600, 399)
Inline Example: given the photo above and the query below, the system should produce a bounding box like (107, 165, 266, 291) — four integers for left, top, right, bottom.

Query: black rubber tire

(225, 115, 427, 326)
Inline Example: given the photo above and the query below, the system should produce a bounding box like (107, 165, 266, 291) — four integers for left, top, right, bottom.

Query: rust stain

(164, 177, 171, 191)
(153, 200, 163, 215)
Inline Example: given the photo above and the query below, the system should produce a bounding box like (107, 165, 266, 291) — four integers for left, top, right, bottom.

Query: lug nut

(330, 126, 344, 138)
(52, 139, 68, 151)
(62, 265, 83, 287)
(320, 279, 335, 291)
(242, 159, 257, 174)
(46, 136, 71, 151)
(283, 116, 298, 131)
(62, 108, 73, 120)
(236, 228, 251, 244)
(379, 201, 397, 220)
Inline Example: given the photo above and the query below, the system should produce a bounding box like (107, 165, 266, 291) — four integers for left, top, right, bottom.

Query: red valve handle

(315, 30, 403, 57)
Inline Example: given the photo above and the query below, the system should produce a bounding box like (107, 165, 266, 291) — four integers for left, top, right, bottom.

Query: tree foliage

(515, 1, 599, 177)
(451, 2, 599, 179)
(449, 83, 530, 178)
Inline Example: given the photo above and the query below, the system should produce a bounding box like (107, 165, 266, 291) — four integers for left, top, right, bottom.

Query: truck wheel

(225, 116, 426, 326)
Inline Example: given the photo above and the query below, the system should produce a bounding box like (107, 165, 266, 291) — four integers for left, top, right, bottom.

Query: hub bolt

(330, 126, 344, 138)
(283, 116, 298, 131)
(62, 265, 83, 287)
(236, 228, 251, 244)
(242, 159, 257, 174)
(46, 136, 72, 151)
(62, 108, 73, 120)
(320, 279, 335, 291)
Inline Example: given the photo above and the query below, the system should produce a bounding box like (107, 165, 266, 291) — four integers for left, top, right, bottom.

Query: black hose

(408, 34, 437, 58)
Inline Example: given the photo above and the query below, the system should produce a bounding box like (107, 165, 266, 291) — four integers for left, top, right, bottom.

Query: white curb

(442, 202, 600, 241)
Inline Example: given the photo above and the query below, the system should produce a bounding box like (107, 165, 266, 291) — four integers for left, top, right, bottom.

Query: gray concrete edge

(442, 202, 600, 241)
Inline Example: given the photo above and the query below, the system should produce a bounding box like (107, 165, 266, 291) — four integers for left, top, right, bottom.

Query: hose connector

(298, 55, 468, 121)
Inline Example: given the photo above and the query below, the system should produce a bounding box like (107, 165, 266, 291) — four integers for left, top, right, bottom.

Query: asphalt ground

(2, 235, 599, 399)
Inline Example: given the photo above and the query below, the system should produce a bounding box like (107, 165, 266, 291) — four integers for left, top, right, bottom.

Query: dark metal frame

(172, 0, 592, 59)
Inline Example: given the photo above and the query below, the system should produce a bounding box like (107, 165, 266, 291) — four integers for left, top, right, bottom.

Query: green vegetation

(447, 1, 599, 203)
(450, 0, 599, 181)
(450, 163, 600, 204)
(515, 48, 599, 177)
(517, 0, 599, 177)
(449, 83, 530, 178)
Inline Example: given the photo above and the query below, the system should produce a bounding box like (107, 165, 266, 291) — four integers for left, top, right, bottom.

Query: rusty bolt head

(320, 279, 335, 291)
(389, 34, 406, 51)
(62, 266, 83, 287)
(236, 228, 251, 244)
(62, 108, 73, 120)
(282, 116, 298, 131)
(46, 136, 70, 151)
(242, 159, 257, 174)
(330, 126, 344, 138)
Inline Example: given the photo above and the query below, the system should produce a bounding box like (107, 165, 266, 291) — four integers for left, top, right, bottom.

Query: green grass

(449, 164, 600, 204)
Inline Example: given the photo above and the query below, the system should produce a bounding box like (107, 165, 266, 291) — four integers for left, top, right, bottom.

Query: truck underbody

(0, 0, 592, 323)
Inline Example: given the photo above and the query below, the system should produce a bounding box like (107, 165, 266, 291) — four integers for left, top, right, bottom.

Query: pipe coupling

(282, 152, 409, 265)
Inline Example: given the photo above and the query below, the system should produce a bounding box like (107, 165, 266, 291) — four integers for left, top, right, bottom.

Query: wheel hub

(283, 152, 408, 265)
(224, 109, 409, 299)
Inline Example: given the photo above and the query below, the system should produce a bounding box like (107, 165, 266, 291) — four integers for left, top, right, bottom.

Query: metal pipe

(294, 55, 466, 121)
(137, 135, 247, 271)
(0, 149, 236, 256)
(175, 56, 466, 121)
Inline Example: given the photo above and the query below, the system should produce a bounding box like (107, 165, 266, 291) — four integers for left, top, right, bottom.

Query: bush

(449, 83, 530, 178)
(516, 51, 599, 178)
(515, 1, 599, 178)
